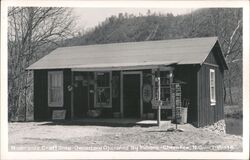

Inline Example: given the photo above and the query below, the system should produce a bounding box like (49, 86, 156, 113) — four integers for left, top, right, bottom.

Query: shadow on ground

(146, 128, 184, 133)
(38, 120, 157, 128)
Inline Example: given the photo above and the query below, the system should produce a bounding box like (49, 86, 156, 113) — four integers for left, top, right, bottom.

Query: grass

(223, 86, 243, 119)
(224, 105, 242, 119)
(225, 87, 242, 107)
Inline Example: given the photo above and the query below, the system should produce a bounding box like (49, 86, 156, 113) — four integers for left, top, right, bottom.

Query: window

(154, 71, 171, 106)
(48, 71, 63, 107)
(210, 69, 216, 105)
(95, 72, 112, 108)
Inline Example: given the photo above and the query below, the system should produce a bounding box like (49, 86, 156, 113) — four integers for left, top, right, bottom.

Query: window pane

(212, 87, 215, 100)
(211, 72, 215, 86)
(97, 72, 110, 87)
(48, 71, 63, 106)
(97, 88, 110, 105)
(58, 74, 62, 87)
(210, 69, 216, 103)
(54, 74, 58, 87)
(49, 75, 53, 88)
(55, 74, 58, 87)
(51, 89, 56, 102)
(161, 87, 170, 100)
(154, 71, 171, 102)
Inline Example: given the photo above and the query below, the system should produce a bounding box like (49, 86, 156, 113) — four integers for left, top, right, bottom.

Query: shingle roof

(27, 37, 226, 70)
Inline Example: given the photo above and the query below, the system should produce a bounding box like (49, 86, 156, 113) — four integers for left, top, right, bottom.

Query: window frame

(209, 69, 216, 106)
(152, 69, 172, 106)
(94, 71, 112, 108)
(48, 71, 64, 107)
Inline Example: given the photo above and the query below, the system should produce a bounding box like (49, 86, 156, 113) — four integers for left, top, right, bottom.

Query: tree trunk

(223, 81, 227, 102)
(228, 70, 233, 104)
(24, 73, 27, 121)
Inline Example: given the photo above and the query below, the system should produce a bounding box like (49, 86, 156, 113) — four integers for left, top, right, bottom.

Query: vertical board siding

(112, 71, 121, 113)
(88, 72, 95, 109)
(33, 54, 224, 124)
(34, 69, 72, 120)
(197, 50, 224, 127)
(34, 70, 48, 121)
(63, 69, 72, 119)
(174, 65, 198, 125)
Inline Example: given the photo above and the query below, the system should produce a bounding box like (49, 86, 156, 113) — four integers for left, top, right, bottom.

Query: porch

(46, 118, 172, 127)
(69, 68, 176, 121)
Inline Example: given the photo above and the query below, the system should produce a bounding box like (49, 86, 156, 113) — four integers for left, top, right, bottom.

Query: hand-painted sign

(142, 84, 152, 103)
(171, 83, 182, 121)
(112, 76, 119, 98)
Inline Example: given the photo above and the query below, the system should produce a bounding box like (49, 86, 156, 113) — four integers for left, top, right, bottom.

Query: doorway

(122, 72, 142, 118)
(73, 73, 90, 118)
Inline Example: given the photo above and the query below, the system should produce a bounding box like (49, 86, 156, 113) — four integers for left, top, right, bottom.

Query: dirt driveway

(8, 121, 242, 152)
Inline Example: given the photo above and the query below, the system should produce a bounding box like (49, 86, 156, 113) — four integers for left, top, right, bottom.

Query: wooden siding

(174, 65, 198, 125)
(112, 71, 121, 113)
(34, 70, 48, 121)
(142, 70, 154, 114)
(33, 58, 224, 125)
(34, 69, 72, 121)
(63, 69, 72, 119)
(197, 50, 224, 127)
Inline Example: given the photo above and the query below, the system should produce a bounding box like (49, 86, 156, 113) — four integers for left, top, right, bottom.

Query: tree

(8, 7, 75, 121)
(182, 8, 242, 105)
(209, 8, 242, 105)
(63, 8, 243, 106)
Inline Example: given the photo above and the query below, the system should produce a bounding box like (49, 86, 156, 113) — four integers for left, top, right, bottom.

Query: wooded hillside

(64, 8, 242, 105)
(8, 8, 242, 121)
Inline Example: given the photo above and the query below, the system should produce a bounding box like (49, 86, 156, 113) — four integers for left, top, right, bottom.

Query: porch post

(71, 70, 74, 119)
(120, 71, 123, 118)
(156, 68, 161, 127)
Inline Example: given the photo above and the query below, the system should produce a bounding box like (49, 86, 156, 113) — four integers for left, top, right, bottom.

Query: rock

(202, 120, 226, 134)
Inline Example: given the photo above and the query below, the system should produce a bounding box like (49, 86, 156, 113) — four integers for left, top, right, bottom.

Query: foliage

(8, 7, 75, 121)
(64, 8, 242, 106)
(8, 8, 242, 121)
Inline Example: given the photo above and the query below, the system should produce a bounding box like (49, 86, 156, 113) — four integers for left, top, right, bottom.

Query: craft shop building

(27, 37, 228, 127)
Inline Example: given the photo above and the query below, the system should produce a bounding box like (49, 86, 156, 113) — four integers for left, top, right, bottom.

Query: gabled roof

(27, 37, 228, 71)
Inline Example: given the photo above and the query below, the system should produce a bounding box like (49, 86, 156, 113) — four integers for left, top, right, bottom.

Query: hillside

(63, 8, 242, 106)
(7, 8, 243, 121)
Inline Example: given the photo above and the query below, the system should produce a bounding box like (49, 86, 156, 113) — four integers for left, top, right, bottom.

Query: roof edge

(200, 37, 228, 70)
(200, 37, 218, 65)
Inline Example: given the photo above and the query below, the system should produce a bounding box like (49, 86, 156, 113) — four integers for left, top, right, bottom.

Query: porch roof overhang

(71, 61, 176, 71)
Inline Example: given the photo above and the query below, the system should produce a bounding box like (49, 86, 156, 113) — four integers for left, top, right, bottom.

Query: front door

(123, 74, 141, 118)
(74, 81, 88, 118)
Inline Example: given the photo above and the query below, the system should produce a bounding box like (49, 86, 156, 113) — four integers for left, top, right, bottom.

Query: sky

(73, 8, 194, 30)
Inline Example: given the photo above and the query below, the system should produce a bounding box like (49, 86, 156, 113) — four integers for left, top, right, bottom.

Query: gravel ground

(8, 121, 242, 152)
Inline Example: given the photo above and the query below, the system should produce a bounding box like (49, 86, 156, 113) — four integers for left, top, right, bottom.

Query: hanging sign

(171, 83, 182, 121)
(67, 85, 73, 91)
(142, 84, 152, 103)
(112, 76, 119, 98)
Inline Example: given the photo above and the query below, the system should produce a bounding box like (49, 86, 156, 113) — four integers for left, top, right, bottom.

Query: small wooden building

(27, 37, 228, 127)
